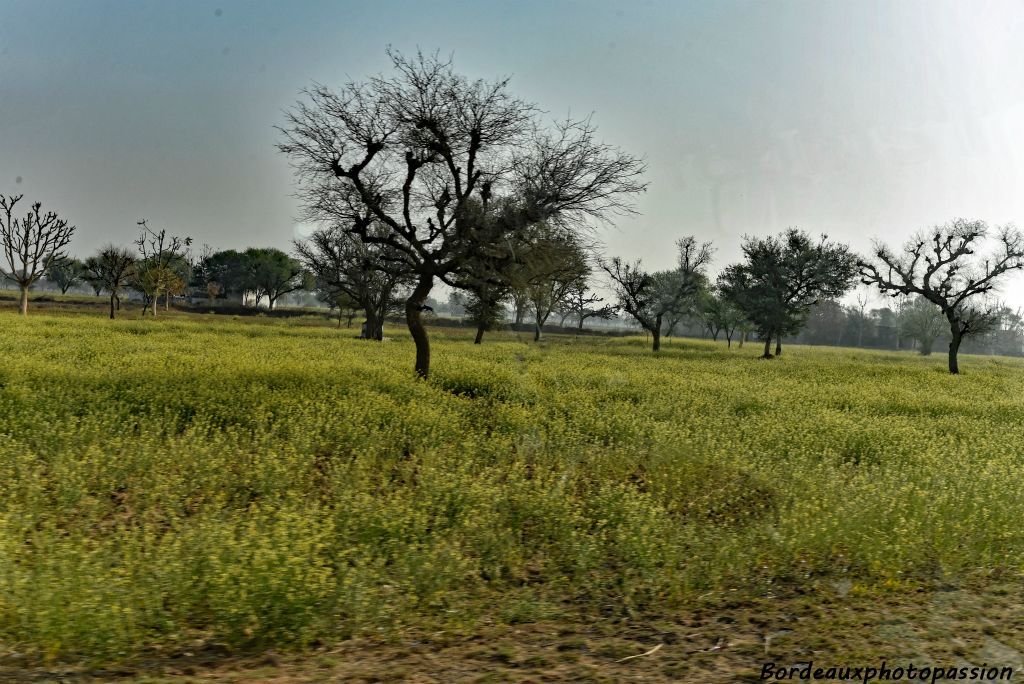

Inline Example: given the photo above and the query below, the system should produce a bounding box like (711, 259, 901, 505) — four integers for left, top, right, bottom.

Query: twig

(615, 643, 663, 663)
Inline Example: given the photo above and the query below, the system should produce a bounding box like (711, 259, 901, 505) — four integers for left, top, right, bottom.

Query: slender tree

(0, 194, 76, 315)
(517, 225, 590, 341)
(279, 48, 646, 378)
(132, 219, 191, 317)
(859, 219, 1024, 373)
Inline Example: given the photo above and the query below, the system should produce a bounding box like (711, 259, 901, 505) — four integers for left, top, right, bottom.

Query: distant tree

(563, 281, 617, 332)
(719, 229, 856, 358)
(859, 219, 1024, 373)
(244, 247, 308, 310)
(0, 194, 76, 315)
(295, 225, 410, 338)
(511, 289, 530, 326)
(899, 296, 946, 356)
(279, 48, 647, 378)
(84, 245, 136, 319)
(464, 284, 508, 344)
(701, 289, 746, 347)
(604, 237, 713, 351)
(47, 257, 86, 294)
(196, 249, 250, 302)
(518, 225, 590, 341)
(132, 219, 191, 317)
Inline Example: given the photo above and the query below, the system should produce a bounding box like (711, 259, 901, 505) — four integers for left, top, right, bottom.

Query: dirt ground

(6, 580, 1023, 683)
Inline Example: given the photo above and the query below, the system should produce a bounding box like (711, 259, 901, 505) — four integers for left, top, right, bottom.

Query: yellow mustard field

(1, 311, 1024, 662)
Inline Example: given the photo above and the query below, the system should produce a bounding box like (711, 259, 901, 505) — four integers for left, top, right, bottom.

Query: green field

(2, 305, 1024, 679)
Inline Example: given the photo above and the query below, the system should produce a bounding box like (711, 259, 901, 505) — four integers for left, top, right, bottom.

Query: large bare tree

(0, 194, 76, 315)
(859, 219, 1024, 373)
(279, 49, 646, 378)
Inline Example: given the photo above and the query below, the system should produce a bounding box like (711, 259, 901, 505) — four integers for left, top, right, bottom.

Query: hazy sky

(3, 0, 1024, 306)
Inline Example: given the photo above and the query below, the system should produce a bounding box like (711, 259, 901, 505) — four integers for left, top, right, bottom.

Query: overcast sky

(3, 0, 1024, 307)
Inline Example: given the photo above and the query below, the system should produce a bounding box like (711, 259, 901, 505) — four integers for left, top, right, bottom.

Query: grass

(1, 304, 1024, 678)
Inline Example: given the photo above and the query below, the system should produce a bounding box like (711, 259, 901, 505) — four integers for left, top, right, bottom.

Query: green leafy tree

(244, 247, 309, 310)
(701, 289, 746, 347)
(719, 229, 856, 358)
(900, 296, 946, 356)
(47, 257, 86, 294)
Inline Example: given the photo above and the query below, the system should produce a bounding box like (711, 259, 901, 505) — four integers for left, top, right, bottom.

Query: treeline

(5, 49, 1024, 377)
(795, 297, 1024, 358)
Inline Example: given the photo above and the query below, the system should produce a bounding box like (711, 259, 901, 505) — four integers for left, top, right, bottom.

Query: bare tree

(854, 286, 873, 347)
(279, 48, 646, 378)
(859, 219, 1024, 373)
(295, 223, 411, 339)
(563, 281, 617, 333)
(84, 245, 136, 319)
(0, 194, 76, 315)
(603, 237, 713, 351)
(132, 219, 191, 317)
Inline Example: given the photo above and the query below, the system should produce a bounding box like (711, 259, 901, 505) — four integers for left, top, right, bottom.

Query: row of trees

(1, 211, 314, 320)
(6, 50, 1024, 377)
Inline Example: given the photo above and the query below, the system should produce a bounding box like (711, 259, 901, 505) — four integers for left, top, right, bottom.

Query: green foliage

(2, 313, 1024, 664)
(46, 257, 86, 294)
(901, 296, 946, 355)
(719, 229, 857, 345)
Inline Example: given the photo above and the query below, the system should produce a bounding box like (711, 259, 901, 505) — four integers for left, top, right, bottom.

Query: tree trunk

(652, 313, 663, 352)
(116, 294, 121, 311)
(474, 322, 486, 344)
(18, 285, 28, 315)
(775, 337, 782, 356)
(762, 332, 773, 358)
(948, 325, 962, 374)
(405, 273, 434, 378)
(534, 322, 541, 342)
(577, 315, 585, 332)
(919, 338, 933, 356)
(361, 308, 379, 340)
(165, 290, 170, 311)
(109, 292, 117, 320)
(337, 312, 344, 329)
